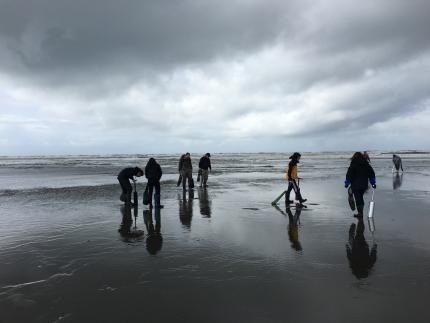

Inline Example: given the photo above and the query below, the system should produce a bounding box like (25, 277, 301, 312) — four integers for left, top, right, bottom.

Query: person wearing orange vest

(285, 152, 307, 205)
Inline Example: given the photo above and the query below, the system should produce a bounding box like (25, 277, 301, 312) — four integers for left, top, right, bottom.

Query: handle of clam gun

(271, 191, 286, 205)
(133, 179, 138, 207)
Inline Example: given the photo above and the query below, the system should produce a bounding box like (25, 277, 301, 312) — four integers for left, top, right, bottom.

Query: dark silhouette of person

(145, 158, 164, 208)
(393, 172, 403, 190)
(117, 167, 143, 205)
(346, 218, 377, 279)
(198, 187, 212, 218)
(143, 209, 163, 255)
(178, 190, 194, 229)
(285, 206, 303, 252)
(119, 205, 144, 242)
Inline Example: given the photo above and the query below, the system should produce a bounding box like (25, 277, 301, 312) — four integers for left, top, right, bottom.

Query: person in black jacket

(117, 167, 143, 204)
(145, 158, 163, 208)
(345, 152, 376, 217)
(198, 153, 212, 187)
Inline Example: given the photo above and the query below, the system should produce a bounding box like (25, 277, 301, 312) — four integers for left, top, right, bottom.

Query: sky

(0, 0, 429, 155)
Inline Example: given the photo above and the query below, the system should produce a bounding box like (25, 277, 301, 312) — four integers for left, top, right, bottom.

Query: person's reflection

(178, 190, 194, 229)
(393, 172, 403, 190)
(143, 208, 163, 255)
(285, 207, 303, 252)
(346, 217, 377, 279)
(119, 205, 144, 242)
(197, 187, 212, 218)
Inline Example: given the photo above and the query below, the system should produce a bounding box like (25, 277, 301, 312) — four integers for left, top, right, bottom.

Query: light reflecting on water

(0, 154, 430, 322)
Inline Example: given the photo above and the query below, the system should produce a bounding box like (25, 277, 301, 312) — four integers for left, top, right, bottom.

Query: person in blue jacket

(345, 152, 376, 217)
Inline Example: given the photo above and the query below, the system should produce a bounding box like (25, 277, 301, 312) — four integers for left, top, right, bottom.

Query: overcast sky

(1, 0, 429, 155)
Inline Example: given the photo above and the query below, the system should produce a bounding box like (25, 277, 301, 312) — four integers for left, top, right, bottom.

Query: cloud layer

(1, 0, 429, 154)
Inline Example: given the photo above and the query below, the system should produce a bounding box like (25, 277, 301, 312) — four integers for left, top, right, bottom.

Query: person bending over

(145, 158, 163, 208)
(117, 167, 143, 205)
(345, 152, 376, 217)
(285, 152, 307, 205)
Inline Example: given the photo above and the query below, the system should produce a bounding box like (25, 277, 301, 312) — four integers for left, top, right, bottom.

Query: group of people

(117, 151, 403, 219)
(117, 153, 212, 208)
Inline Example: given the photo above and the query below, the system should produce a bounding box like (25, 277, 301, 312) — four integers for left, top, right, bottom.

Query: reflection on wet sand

(346, 217, 377, 279)
(273, 204, 303, 252)
(143, 208, 163, 255)
(179, 190, 194, 229)
(393, 172, 403, 190)
(285, 207, 303, 252)
(197, 188, 212, 218)
(118, 205, 144, 242)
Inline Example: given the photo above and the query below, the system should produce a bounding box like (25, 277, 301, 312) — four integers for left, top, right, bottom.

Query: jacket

(117, 167, 141, 180)
(286, 160, 299, 181)
(345, 158, 376, 190)
(145, 159, 162, 182)
(179, 155, 192, 171)
(199, 156, 211, 170)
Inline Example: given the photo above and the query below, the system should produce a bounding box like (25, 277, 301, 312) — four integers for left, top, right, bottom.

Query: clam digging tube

(368, 189, 375, 218)
(271, 191, 286, 205)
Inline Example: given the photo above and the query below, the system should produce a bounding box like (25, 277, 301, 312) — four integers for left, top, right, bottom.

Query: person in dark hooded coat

(145, 158, 163, 208)
(345, 152, 376, 217)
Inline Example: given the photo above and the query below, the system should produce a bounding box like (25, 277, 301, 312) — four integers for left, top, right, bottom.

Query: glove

(372, 184, 376, 189)
(344, 180, 351, 188)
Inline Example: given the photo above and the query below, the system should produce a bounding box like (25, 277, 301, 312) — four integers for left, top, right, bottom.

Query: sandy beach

(0, 153, 429, 323)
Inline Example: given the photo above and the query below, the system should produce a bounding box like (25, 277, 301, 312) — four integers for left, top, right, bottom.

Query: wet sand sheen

(0, 154, 430, 322)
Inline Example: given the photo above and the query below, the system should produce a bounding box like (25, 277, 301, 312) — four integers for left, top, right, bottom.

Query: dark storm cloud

(0, 0, 300, 80)
(0, 0, 429, 153)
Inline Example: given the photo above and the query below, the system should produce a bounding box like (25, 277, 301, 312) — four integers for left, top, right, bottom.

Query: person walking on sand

(117, 167, 144, 205)
(145, 158, 164, 209)
(392, 154, 403, 173)
(178, 152, 193, 190)
(198, 153, 212, 187)
(344, 152, 376, 217)
(285, 152, 307, 205)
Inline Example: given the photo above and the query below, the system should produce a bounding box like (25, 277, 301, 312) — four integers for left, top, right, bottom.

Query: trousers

(286, 180, 303, 202)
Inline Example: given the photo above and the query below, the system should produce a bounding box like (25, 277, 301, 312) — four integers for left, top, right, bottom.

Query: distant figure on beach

(345, 152, 376, 217)
(392, 154, 403, 172)
(145, 158, 164, 209)
(286, 206, 303, 252)
(363, 151, 370, 163)
(117, 167, 143, 205)
(198, 153, 212, 187)
(346, 218, 377, 279)
(178, 153, 194, 190)
(285, 152, 307, 205)
(144, 209, 163, 255)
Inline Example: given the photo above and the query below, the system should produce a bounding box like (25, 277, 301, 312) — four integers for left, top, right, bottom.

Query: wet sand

(1, 173, 430, 323)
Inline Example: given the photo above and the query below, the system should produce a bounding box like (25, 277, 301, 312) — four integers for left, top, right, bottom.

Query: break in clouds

(0, 0, 430, 154)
